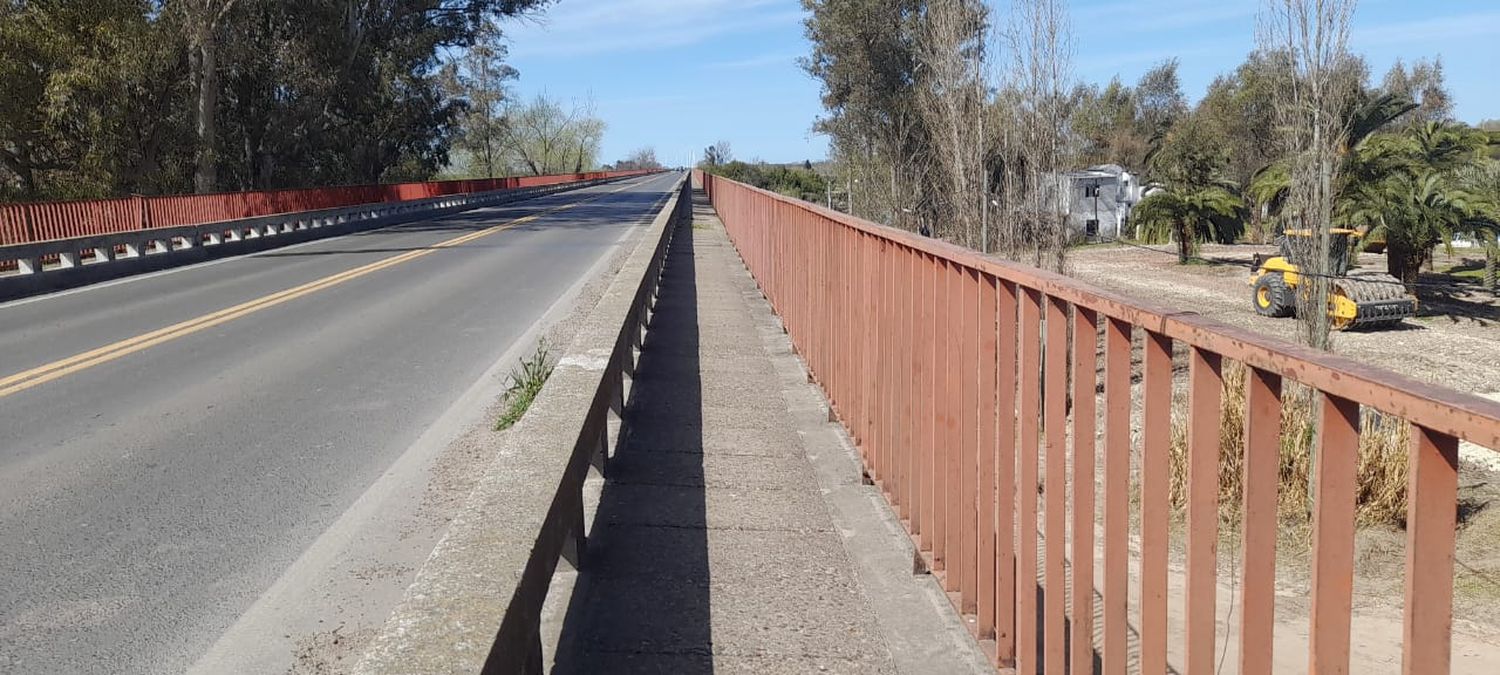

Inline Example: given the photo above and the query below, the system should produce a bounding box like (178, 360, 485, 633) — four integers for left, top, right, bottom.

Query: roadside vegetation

(698, 142, 831, 204)
(495, 341, 555, 432)
(0, 0, 587, 202)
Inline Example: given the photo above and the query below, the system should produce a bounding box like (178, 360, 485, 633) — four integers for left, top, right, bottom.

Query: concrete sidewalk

(552, 191, 990, 674)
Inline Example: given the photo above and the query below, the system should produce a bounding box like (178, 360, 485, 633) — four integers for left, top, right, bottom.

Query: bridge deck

(551, 194, 990, 673)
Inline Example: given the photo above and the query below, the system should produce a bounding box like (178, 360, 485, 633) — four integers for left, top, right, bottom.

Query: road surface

(0, 172, 681, 673)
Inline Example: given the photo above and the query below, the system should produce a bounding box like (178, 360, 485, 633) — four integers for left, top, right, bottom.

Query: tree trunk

(1386, 242, 1425, 290)
(193, 27, 220, 194)
(1176, 220, 1189, 264)
(1484, 233, 1497, 292)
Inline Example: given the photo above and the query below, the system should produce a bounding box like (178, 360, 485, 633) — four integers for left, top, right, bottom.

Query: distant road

(0, 172, 681, 673)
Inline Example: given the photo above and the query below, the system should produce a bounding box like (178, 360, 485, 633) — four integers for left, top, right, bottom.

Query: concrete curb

(353, 173, 690, 674)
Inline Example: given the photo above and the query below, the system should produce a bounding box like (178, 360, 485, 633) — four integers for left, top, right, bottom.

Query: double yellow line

(0, 183, 636, 399)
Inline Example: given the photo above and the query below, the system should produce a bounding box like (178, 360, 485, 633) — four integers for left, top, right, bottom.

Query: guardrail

(0, 172, 656, 302)
(0, 170, 657, 246)
(356, 174, 691, 674)
(696, 169, 1500, 674)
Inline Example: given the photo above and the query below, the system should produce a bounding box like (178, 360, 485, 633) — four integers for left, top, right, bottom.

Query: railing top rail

(704, 172, 1500, 450)
(0, 169, 658, 210)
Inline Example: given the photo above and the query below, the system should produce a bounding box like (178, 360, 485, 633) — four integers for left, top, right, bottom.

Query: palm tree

(1249, 92, 1418, 214)
(1460, 161, 1500, 290)
(1139, 116, 1246, 263)
(1133, 186, 1244, 263)
(1345, 171, 1476, 287)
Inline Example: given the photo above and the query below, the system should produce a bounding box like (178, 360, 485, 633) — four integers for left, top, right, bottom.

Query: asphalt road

(0, 172, 681, 674)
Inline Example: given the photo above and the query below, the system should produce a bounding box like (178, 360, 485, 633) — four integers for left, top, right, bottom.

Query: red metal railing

(0, 170, 654, 246)
(695, 170, 1500, 674)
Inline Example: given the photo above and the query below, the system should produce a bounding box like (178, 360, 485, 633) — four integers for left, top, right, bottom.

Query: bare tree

(1259, 0, 1359, 350)
(702, 140, 733, 168)
(999, 0, 1075, 272)
(916, 0, 989, 248)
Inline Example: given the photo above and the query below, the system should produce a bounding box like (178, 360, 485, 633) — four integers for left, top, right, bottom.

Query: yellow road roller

(1248, 229, 1417, 330)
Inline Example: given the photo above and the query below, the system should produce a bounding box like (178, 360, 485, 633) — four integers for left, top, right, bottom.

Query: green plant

(495, 340, 555, 431)
(1133, 187, 1244, 262)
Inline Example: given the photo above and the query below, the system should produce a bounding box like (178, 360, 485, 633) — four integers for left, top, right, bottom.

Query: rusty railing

(695, 170, 1500, 675)
(0, 170, 658, 246)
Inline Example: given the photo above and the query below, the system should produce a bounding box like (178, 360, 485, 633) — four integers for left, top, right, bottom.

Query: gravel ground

(1067, 242, 1500, 394)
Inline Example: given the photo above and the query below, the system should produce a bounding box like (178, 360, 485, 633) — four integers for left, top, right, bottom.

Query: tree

(175, 0, 242, 193)
(1460, 161, 1500, 290)
(1194, 50, 1290, 190)
(1071, 78, 1148, 169)
(495, 94, 606, 176)
(1136, 59, 1188, 142)
(1340, 122, 1491, 287)
(999, 0, 1076, 271)
(1135, 116, 1245, 262)
(1248, 92, 1417, 214)
(801, 0, 926, 226)
(1380, 58, 1452, 128)
(1346, 171, 1474, 287)
(442, 21, 518, 179)
(702, 140, 733, 168)
(1259, 0, 1362, 350)
(915, 0, 989, 249)
(1, 0, 553, 201)
(615, 147, 662, 171)
(1134, 188, 1245, 263)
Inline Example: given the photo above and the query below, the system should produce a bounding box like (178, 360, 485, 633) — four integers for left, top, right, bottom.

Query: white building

(1055, 164, 1146, 240)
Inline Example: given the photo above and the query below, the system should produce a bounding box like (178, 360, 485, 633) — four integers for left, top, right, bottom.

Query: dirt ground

(1067, 242, 1500, 670)
(1067, 242, 1500, 395)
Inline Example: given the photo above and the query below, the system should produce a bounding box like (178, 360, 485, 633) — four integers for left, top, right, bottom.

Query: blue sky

(499, 0, 1500, 165)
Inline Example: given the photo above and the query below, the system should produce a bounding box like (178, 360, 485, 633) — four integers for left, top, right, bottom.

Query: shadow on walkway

(553, 219, 714, 672)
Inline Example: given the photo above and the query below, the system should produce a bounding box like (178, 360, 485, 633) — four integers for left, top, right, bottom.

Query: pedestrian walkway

(551, 191, 990, 674)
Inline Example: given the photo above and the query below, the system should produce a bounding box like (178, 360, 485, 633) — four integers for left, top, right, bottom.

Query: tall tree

(1380, 57, 1452, 128)
(916, 0, 989, 248)
(442, 21, 517, 179)
(702, 140, 733, 168)
(1135, 59, 1188, 143)
(1000, 0, 1076, 271)
(801, 0, 926, 227)
(177, 0, 240, 193)
(1259, 0, 1361, 350)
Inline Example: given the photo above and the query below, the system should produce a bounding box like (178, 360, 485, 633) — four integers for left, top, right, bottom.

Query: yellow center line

(0, 181, 642, 399)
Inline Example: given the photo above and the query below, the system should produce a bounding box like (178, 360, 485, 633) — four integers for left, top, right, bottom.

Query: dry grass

(1168, 362, 1410, 529)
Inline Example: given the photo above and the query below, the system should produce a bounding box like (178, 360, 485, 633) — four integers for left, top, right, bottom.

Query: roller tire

(1253, 274, 1294, 318)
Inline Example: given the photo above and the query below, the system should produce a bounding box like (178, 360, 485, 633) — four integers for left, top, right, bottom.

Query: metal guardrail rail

(696, 169, 1500, 675)
(0, 173, 657, 302)
(0, 170, 658, 245)
(355, 174, 691, 674)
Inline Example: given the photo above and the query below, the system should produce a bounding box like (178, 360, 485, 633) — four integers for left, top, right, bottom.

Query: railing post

(1186, 347, 1223, 674)
(1309, 394, 1360, 675)
(1402, 424, 1458, 674)
(1240, 367, 1283, 675)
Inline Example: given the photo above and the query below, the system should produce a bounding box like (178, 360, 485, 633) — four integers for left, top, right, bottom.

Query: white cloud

(502, 0, 804, 59)
(700, 52, 801, 71)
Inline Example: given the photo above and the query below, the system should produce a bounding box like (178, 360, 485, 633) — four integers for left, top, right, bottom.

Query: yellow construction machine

(1248, 228, 1417, 330)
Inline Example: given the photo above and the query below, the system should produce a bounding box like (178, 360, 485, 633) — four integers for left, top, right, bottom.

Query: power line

(1096, 237, 1492, 292)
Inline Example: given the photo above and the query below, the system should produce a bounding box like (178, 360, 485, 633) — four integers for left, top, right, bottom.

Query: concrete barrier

(354, 174, 691, 674)
(0, 175, 644, 302)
